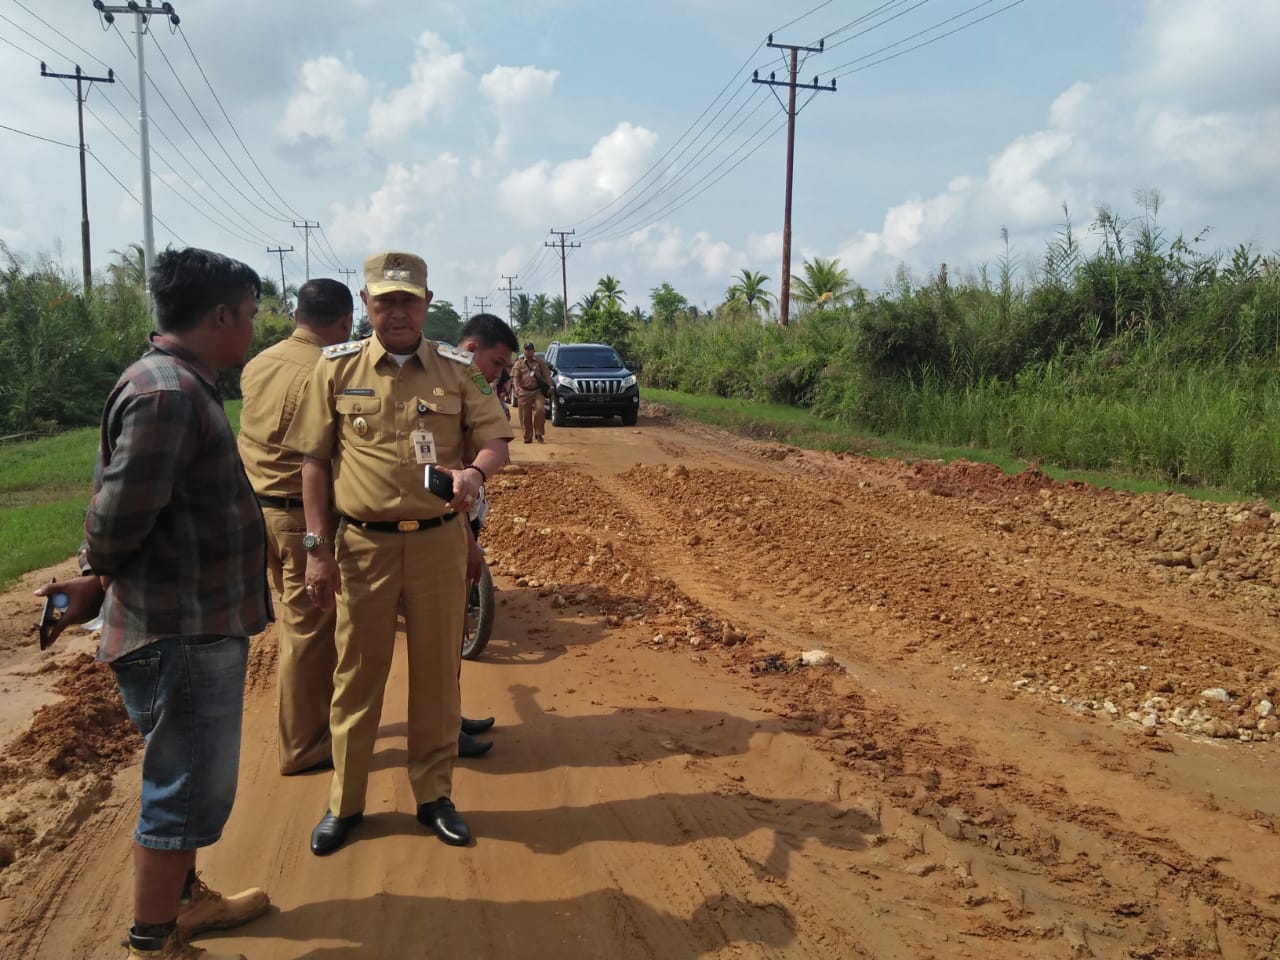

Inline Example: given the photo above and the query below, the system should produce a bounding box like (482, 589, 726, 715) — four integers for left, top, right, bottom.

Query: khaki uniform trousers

(263, 505, 337, 774)
(328, 515, 467, 818)
(517, 393, 545, 442)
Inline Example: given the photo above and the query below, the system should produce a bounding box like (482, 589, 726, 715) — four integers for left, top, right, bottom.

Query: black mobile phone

(426, 465, 455, 501)
(38, 578, 67, 650)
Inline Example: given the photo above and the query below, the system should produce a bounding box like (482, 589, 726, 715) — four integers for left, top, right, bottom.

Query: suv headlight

(621, 374, 637, 389)
(554, 373, 576, 390)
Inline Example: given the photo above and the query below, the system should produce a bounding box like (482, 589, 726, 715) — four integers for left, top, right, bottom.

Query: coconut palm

(725, 269, 774, 316)
(594, 274, 626, 308)
(791, 256, 853, 309)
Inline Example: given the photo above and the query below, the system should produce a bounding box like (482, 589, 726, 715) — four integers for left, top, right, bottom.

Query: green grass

(0, 429, 98, 586)
(644, 387, 1269, 507)
(0, 403, 246, 589)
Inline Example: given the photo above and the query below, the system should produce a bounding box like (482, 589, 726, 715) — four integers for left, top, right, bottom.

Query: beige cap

(364, 251, 428, 297)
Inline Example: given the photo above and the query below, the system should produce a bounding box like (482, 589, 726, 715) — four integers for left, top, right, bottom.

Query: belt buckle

(397, 520, 420, 532)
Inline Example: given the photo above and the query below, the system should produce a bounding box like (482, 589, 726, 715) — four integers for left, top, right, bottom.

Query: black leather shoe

(417, 797, 471, 846)
(461, 716, 495, 735)
(458, 731, 493, 758)
(310, 810, 363, 856)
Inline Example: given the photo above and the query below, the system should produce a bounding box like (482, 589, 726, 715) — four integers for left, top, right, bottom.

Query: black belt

(257, 494, 304, 510)
(341, 513, 458, 533)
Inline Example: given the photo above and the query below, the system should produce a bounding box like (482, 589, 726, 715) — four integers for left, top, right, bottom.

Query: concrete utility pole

(500, 274, 521, 324)
(40, 62, 114, 293)
(752, 35, 835, 327)
(292, 220, 319, 279)
(545, 229, 580, 331)
(92, 1, 179, 313)
(266, 245, 292, 304)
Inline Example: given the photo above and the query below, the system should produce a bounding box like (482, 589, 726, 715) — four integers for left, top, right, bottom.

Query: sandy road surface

(1, 407, 1278, 959)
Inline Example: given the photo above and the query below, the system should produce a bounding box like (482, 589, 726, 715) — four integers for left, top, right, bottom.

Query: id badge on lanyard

(412, 399, 436, 464)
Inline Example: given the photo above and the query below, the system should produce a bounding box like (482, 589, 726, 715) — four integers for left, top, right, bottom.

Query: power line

(176, 25, 306, 222)
(0, 121, 76, 148)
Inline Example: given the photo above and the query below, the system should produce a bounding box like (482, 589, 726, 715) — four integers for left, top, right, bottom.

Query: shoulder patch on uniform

(468, 363, 493, 395)
(323, 340, 364, 360)
(436, 342, 473, 365)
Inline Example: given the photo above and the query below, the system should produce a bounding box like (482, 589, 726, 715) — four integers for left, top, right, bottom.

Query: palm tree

(725, 269, 774, 317)
(791, 256, 853, 310)
(576, 291, 601, 316)
(548, 295, 568, 330)
(594, 274, 626, 308)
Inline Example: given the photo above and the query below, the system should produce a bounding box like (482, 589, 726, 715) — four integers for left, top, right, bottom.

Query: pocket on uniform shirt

(334, 396, 383, 444)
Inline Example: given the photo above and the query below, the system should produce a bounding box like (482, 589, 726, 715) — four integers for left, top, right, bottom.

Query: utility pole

(92, 1, 179, 313)
(545, 229, 580, 330)
(266, 245, 292, 305)
(337, 266, 356, 298)
(292, 220, 319, 279)
(473, 296, 490, 314)
(500, 274, 521, 324)
(41, 63, 114, 293)
(752, 35, 835, 326)
(463, 296, 469, 321)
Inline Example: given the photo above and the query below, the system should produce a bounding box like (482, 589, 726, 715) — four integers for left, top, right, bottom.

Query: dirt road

(1, 407, 1278, 959)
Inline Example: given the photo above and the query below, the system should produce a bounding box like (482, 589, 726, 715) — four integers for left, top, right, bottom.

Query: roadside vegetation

(3, 191, 1277, 586)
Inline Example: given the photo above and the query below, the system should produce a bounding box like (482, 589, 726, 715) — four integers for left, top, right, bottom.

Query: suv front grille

(572, 378, 624, 395)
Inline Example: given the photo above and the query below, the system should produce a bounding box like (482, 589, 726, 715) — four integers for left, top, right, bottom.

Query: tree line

(5, 193, 1278, 495)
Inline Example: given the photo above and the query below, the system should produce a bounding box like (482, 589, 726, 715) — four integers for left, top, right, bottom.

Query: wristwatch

(302, 532, 331, 551)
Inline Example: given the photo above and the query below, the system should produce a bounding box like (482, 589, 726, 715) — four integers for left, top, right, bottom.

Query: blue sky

(2, 0, 1278, 318)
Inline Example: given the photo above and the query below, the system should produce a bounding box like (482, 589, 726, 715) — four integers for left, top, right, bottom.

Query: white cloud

(479, 64, 559, 159)
(366, 32, 469, 144)
(496, 122, 659, 225)
(480, 64, 558, 110)
(279, 57, 369, 144)
(1134, 0, 1280, 110)
(327, 155, 461, 252)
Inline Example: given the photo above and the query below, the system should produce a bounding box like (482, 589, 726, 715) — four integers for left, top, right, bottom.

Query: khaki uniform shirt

(238, 327, 326, 499)
(284, 336, 513, 522)
(512, 356, 552, 399)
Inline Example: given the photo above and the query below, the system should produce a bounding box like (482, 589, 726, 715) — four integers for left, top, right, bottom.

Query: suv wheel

(621, 408, 638, 427)
(550, 396, 567, 427)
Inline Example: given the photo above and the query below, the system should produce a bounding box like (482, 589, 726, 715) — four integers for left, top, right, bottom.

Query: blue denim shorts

(110, 635, 248, 850)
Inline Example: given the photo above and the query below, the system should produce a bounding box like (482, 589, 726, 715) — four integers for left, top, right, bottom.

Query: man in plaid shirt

(37, 248, 274, 960)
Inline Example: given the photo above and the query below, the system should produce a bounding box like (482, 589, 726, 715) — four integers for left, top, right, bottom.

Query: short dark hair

(458, 313, 519, 352)
(150, 247, 261, 333)
(296, 278, 353, 328)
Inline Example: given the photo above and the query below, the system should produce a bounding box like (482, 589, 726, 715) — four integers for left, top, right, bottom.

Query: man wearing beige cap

(284, 251, 512, 855)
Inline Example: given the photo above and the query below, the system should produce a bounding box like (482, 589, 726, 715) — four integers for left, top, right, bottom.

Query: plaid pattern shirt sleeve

(86, 347, 271, 662)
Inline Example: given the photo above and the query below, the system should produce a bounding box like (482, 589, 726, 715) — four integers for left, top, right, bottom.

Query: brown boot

(124, 928, 246, 959)
(175, 874, 270, 938)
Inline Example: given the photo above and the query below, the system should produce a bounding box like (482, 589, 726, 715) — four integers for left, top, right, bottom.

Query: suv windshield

(555, 346, 622, 369)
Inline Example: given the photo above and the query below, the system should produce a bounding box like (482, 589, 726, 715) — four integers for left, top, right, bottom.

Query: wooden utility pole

(473, 296, 490, 314)
(546, 229, 581, 330)
(267, 245, 292, 303)
(500, 274, 521, 324)
(40, 62, 114, 292)
(752, 35, 835, 326)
